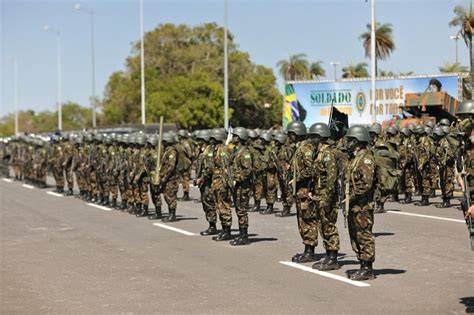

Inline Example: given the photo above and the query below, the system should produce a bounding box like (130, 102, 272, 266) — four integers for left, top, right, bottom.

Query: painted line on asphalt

(2, 178, 13, 183)
(152, 223, 197, 236)
(279, 261, 371, 288)
(22, 184, 35, 189)
(86, 203, 112, 211)
(46, 191, 63, 197)
(387, 211, 464, 223)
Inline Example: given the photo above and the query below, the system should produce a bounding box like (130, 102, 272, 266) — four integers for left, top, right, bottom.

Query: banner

(283, 74, 461, 127)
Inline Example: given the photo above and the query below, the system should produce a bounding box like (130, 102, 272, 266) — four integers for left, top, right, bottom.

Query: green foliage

(342, 62, 369, 78)
(101, 23, 282, 129)
(310, 61, 325, 80)
(360, 22, 395, 75)
(276, 53, 310, 81)
(439, 62, 469, 73)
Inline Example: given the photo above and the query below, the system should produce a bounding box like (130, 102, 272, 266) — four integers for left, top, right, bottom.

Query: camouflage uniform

(435, 137, 455, 199)
(400, 136, 416, 195)
(415, 134, 432, 204)
(10, 141, 22, 180)
(159, 144, 179, 219)
(196, 143, 217, 225)
(176, 137, 193, 200)
(232, 143, 253, 229)
(62, 140, 74, 193)
(211, 144, 232, 228)
(263, 144, 278, 206)
(52, 141, 65, 192)
(107, 143, 119, 206)
(276, 141, 294, 211)
(250, 140, 266, 211)
(35, 143, 48, 187)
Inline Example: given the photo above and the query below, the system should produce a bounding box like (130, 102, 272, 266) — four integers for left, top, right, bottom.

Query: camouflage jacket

(232, 144, 253, 183)
(211, 143, 231, 189)
(313, 143, 338, 200)
(347, 148, 375, 202)
(415, 135, 432, 169)
(290, 139, 316, 184)
(159, 145, 178, 182)
(434, 137, 454, 167)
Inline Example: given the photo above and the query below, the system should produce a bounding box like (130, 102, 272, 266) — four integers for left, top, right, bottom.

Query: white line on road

(279, 261, 371, 288)
(46, 191, 63, 197)
(2, 178, 13, 183)
(86, 203, 112, 211)
(22, 184, 35, 189)
(152, 223, 197, 236)
(387, 211, 465, 223)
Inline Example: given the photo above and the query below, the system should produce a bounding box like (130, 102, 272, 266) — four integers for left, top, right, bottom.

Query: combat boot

(162, 208, 177, 222)
(102, 196, 110, 207)
(182, 192, 190, 201)
(65, 188, 73, 196)
(132, 203, 142, 215)
(401, 193, 412, 204)
(212, 226, 232, 241)
(110, 198, 117, 209)
(276, 205, 291, 217)
(392, 194, 399, 202)
(249, 200, 261, 212)
(136, 204, 148, 217)
(415, 195, 429, 206)
(148, 206, 162, 220)
(350, 261, 375, 281)
(374, 202, 386, 214)
(230, 228, 250, 246)
(120, 200, 128, 211)
(436, 197, 451, 208)
(313, 250, 340, 271)
(429, 189, 436, 198)
(58, 186, 64, 194)
(200, 222, 218, 236)
(291, 245, 317, 263)
(260, 203, 274, 215)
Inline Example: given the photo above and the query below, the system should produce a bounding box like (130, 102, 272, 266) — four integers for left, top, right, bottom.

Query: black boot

(260, 203, 274, 215)
(110, 198, 117, 209)
(276, 205, 291, 217)
(249, 200, 261, 212)
(374, 202, 386, 214)
(148, 206, 162, 220)
(102, 197, 110, 207)
(212, 225, 232, 241)
(120, 200, 128, 211)
(392, 194, 399, 202)
(436, 196, 451, 208)
(415, 195, 429, 206)
(182, 192, 190, 201)
(401, 193, 412, 204)
(230, 227, 250, 246)
(136, 204, 148, 217)
(162, 208, 177, 222)
(291, 245, 317, 263)
(313, 250, 340, 271)
(65, 188, 73, 196)
(429, 189, 436, 198)
(200, 222, 218, 236)
(132, 203, 141, 215)
(350, 260, 375, 281)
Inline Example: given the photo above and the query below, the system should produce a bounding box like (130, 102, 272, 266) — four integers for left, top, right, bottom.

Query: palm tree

(359, 22, 396, 76)
(379, 69, 396, 77)
(449, 2, 474, 93)
(310, 61, 325, 80)
(399, 71, 414, 76)
(342, 62, 369, 78)
(276, 53, 310, 81)
(439, 62, 469, 73)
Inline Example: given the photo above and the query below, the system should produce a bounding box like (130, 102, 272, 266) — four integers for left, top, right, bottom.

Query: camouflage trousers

(429, 161, 439, 190)
(280, 173, 293, 207)
(439, 165, 455, 198)
(65, 166, 74, 190)
(419, 164, 431, 196)
(90, 170, 98, 196)
(213, 185, 232, 227)
(149, 183, 162, 207)
(36, 165, 47, 185)
(138, 176, 149, 206)
(200, 179, 216, 224)
(316, 197, 340, 251)
(108, 174, 119, 200)
(402, 163, 416, 194)
(180, 170, 190, 193)
(253, 172, 265, 201)
(348, 200, 375, 262)
(118, 172, 128, 202)
(53, 166, 65, 187)
(163, 177, 179, 210)
(265, 170, 278, 204)
(235, 180, 251, 228)
(12, 163, 21, 178)
(296, 184, 318, 247)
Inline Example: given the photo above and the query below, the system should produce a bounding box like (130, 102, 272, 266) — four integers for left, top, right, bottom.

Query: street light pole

(140, 0, 146, 125)
(75, 3, 97, 128)
(224, 0, 229, 130)
(44, 25, 62, 131)
(13, 59, 19, 135)
(330, 61, 340, 81)
(370, 0, 376, 123)
(450, 34, 461, 64)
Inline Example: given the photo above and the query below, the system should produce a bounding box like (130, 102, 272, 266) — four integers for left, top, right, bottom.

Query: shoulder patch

(323, 155, 331, 162)
(305, 151, 312, 156)
(207, 152, 213, 157)
(364, 158, 373, 165)
(169, 154, 175, 159)
(244, 154, 251, 159)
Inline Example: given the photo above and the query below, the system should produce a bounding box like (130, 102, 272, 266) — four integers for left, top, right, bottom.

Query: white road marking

(152, 223, 197, 236)
(86, 203, 112, 211)
(22, 184, 35, 189)
(47, 191, 63, 197)
(387, 211, 465, 223)
(2, 178, 13, 183)
(279, 261, 371, 287)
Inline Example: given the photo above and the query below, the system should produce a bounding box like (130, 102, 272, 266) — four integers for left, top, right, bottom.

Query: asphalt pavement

(1, 177, 473, 314)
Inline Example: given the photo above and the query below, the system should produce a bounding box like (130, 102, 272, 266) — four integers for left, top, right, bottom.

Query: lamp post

(140, 0, 146, 125)
(329, 61, 340, 81)
(370, 0, 376, 123)
(43, 25, 62, 131)
(74, 3, 97, 128)
(450, 34, 461, 64)
(13, 58, 19, 135)
(224, 0, 229, 130)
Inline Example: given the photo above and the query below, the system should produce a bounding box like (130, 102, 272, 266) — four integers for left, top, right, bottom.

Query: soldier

(134, 135, 150, 217)
(425, 124, 439, 198)
(249, 131, 266, 212)
(432, 127, 455, 208)
(274, 133, 294, 217)
(194, 129, 219, 236)
(147, 135, 164, 219)
(288, 121, 318, 263)
(399, 127, 415, 203)
(62, 134, 74, 196)
(368, 123, 382, 148)
(0, 138, 10, 178)
(345, 125, 376, 281)
(35, 139, 48, 188)
(158, 133, 180, 222)
(309, 123, 341, 271)
(108, 135, 120, 209)
(176, 129, 193, 201)
(51, 135, 65, 193)
(456, 100, 473, 207)
(260, 132, 277, 215)
(414, 125, 433, 206)
(10, 137, 22, 180)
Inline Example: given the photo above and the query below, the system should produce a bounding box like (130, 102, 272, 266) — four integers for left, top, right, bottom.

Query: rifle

(461, 156, 474, 250)
(153, 116, 164, 186)
(344, 179, 350, 228)
(271, 150, 288, 201)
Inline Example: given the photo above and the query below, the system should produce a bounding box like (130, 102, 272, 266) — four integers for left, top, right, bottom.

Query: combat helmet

(286, 121, 306, 136)
(345, 125, 370, 143)
(197, 129, 210, 142)
(457, 100, 474, 116)
(147, 135, 158, 146)
(425, 120, 435, 129)
(248, 130, 258, 139)
(210, 128, 226, 142)
(308, 123, 330, 138)
(232, 127, 249, 141)
(178, 129, 188, 138)
(386, 126, 397, 136)
(260, 131, 272, 143)
(162, 132, 176, 144)
(274, 133, 287, 144)
(439, 118, 450, 126)
(415, 125, 426, 134)
(368, 123, 382, 135)
(433, 126, 446, 137)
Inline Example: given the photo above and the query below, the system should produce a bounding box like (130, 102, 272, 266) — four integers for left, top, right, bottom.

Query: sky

(0, 0, 470, 117)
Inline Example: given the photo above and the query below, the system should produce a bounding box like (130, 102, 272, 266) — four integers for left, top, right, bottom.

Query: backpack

(373, 145, 401, 196)
(175, 143, 192, 173)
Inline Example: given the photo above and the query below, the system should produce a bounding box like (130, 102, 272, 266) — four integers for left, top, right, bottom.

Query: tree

(342, 62, 369, 78)
(379, 70, 396, 77)
(101, 23, 282, 129)
(359, 22, 396, 76)
(276, 53, 310, 81)
(310, 61, 325, 80)
(449, 2, 474, 93)
(439, 62, 469, 73)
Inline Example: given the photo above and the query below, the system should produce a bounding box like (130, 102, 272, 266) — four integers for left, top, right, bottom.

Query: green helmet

(425, 121, 435, 129)
(232, 127, 248, 140)
(425, 126, 433, 136)
(369, 123, 382, 135)
(408, 124, 416, 132)
(441, 126, 451, 134)
(85, 133, 93, 142)
(137, 134, 147, 145)
(94, 133, 103, 142)
(386, 126, 397, 136)
(308, 123, 330, 138)
(147, 135, 157, 146)
(433, 126, 445, 137)
(345, 125, 370, 143)
(286, 121, 306, 136)
(210, 128, 226, 142)
(197, 129, 210, 142)
(178, 129, 188, 138)
(248, 130, 258, 139)
(115, 134, 123, 143)
(415, 125, 425, 134)
(439, 118, 450, 126)
(457, 100, 474, 116)
(162, 132, 176, 144)
(104, 135, 112, 144)
(260, 132, 272, 142)
(275, 133, 287, 144)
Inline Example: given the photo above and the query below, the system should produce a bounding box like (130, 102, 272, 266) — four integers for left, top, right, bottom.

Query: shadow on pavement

(459, 297, 474, 313)
(249, 237, 278, 244)
(374, 232, 395, 237)
(176, 217, 198, 221)
(374, 269, 406, 276)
